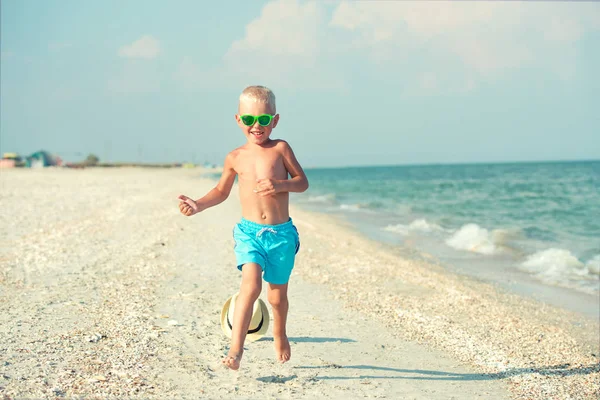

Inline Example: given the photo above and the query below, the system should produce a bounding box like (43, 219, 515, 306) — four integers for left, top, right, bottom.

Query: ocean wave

(384, 219, 445, 236)
(445, 223, 516, 255)
(519, 249, 600, 293)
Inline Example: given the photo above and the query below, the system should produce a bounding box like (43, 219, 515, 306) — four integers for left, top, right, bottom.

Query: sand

(0, 167, 598, 399)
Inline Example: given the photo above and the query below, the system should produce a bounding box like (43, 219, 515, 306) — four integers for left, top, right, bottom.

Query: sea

(291, 160, 600, 318)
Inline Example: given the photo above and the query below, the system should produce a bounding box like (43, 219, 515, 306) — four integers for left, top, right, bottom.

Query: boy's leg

(223, 263, 262, 370)
(267, 282, 291, 363)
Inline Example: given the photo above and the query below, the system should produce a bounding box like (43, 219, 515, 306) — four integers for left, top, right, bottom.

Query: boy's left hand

(254, 179, 279, 196)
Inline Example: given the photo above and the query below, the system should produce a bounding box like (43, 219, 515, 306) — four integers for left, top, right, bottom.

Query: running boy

(177, 86, 309, 370)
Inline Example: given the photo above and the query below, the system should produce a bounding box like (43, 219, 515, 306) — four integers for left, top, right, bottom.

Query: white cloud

(228, 0, 323, 59)
(226, 0, 321, 61)
(223, 0, 321, 85)
(331, 2, 518, 73)
(110, 36, 162, 93)
(175, 1, 598, 94)
(220, 0, 346, 90)
(118, 35, 160, 59)
(174, 0, 346, 91)
(330, 1, 600, 84)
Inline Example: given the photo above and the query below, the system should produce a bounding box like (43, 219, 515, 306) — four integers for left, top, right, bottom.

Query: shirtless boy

(177, 86, 309, 370)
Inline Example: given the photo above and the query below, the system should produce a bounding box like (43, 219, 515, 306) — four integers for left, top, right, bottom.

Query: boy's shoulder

(270, 139, 292, 151)
(271, 138, 288, 146)
(227, 145, 246, 157)
(223, 147, 244, 167)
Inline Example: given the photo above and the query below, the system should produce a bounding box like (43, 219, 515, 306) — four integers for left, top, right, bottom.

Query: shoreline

(1, 167, 597, 399)
(294, 194, 600, 319)
(291, 205, 600, 320)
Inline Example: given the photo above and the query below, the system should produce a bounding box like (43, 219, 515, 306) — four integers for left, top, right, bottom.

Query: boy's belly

(239, 186, 290, 225)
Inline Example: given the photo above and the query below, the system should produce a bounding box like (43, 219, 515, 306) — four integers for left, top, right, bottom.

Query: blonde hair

(239, 85, 276, 113)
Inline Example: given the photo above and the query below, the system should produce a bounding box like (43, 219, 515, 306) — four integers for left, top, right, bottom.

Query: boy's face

(236, 99, 279, 146)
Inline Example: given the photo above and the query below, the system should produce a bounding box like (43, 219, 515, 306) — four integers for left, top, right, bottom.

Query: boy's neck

(246, 139, 275, 149)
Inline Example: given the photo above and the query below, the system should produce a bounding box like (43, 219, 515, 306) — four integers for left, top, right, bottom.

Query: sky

(1, 0, 599, 168)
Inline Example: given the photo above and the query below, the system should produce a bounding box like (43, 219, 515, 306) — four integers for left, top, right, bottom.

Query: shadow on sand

(257, 374, 298, 384)
(259, 336, 356, 343)
(293, 363, 600, 381)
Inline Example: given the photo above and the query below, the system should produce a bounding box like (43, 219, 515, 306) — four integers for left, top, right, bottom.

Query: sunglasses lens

(240, 115, 255, 126)
(257, 115, 273, 126)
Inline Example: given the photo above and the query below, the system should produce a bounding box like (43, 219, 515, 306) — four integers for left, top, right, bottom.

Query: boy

(177, 86, 309, 370)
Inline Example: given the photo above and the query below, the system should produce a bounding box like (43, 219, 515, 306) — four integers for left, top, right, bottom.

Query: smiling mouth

(251, 132, 263, 137)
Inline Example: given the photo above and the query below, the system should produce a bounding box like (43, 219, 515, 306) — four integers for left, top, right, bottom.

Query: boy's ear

(272, 114, 280, 129)
(235, 114, 242, 127)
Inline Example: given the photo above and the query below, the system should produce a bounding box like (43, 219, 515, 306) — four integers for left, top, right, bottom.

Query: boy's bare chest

(235, 152, 287, 181)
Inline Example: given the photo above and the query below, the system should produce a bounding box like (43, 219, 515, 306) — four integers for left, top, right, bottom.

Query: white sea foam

(519, 248, 600, 288)
(521, 248, 585, 276)
(384, 224, 409, 235)
(445, 223, 513, 255)
(587, 255, 600, 276)
(409, 219, 445, 233)
(307, 193, 335, 203)
(339, 203, 362, 212)
(384, 219, 445, 236)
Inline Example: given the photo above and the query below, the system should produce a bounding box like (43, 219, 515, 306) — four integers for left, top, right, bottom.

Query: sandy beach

(0, 167, 598, 399)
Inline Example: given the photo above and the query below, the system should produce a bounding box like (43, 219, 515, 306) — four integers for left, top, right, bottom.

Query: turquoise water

(294, 161, 600, 297)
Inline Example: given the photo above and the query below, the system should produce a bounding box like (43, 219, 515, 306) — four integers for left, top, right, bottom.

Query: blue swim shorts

(233, 218, 300, 285)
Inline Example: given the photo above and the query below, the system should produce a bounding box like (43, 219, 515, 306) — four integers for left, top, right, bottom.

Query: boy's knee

(240, 263, 263, 298)
(268, 292, 288, 308)
(240, 283, 262, 300)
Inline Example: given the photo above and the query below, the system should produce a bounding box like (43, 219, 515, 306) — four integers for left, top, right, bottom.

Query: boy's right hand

(178, 195, 199, 216)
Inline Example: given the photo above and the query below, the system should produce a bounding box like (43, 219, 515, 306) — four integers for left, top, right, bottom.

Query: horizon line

(304, 158, 600, 170)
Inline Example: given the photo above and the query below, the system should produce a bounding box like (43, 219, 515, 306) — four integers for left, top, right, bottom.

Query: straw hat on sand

(220, 293, 269, 342)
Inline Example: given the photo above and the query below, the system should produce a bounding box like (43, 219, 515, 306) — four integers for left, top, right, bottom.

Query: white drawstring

(256, 227, 277, 237)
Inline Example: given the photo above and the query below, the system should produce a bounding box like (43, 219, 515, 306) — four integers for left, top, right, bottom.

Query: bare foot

(222, 351, 242, 370)
(274, 334, 291, 363)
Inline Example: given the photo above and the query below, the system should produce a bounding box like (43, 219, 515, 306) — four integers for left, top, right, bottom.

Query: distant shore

(68, 162, 200, 169)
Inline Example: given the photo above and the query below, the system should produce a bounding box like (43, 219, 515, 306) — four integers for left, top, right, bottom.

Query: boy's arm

(178, 153, 237, 215)
(255, 141, 309, 196)
(197, 152, 237, 210)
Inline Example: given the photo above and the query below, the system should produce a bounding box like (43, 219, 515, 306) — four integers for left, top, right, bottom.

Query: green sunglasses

(239, 114, 276, 127)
